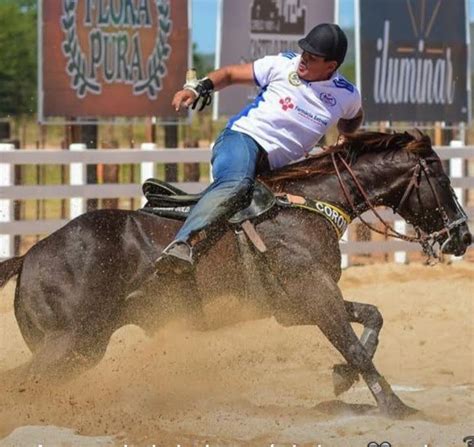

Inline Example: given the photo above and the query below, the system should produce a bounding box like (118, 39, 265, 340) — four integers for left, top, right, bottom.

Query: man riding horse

(155, 23, 364, 274)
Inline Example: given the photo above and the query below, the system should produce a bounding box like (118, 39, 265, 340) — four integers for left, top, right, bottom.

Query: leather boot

(154, 241, 194, 276)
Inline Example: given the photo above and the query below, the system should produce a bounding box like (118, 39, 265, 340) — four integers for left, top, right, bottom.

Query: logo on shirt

(320, 92, 337, 107)
(294, 106, 328, 126)
(279, 97, 295, 111)
(333, 77, 355, 92)
(288, 71, 302, 87)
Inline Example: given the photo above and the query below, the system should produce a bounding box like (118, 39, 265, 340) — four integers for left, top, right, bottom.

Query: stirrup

(154, 241, 194, 276)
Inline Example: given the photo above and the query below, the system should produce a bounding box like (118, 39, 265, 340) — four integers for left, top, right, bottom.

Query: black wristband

(192, 78, 214, 111)
(196, 77, 214, 95)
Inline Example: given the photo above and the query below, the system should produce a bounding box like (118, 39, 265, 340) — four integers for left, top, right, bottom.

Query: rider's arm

(172, 64, 255, 111)
(337, 107, 364, 135)
(207, 63, 256, 90)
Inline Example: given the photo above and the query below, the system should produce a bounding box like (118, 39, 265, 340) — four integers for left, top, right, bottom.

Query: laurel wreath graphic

(60, 0, 172, 99)
(61, 0, 101, 98)
(134, 0, 172, 98)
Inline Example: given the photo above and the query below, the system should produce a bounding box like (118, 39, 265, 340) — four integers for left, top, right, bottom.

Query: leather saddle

(140, 178, 276, 225)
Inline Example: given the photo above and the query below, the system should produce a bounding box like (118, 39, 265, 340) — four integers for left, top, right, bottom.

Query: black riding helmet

(298, 23, 348, 68)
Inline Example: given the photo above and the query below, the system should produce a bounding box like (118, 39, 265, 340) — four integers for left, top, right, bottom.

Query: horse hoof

(384, 398, 418, 419)
(332, 363, 359, 396)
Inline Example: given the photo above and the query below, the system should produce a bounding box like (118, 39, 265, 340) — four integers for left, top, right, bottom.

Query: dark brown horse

(0, 131, 471, 418)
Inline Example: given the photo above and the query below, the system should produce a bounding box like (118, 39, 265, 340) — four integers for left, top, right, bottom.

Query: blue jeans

(175, 128, 264, 243)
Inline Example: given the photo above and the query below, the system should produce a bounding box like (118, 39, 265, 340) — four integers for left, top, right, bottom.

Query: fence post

(449, 140, 464, 206)
(394, 220, 407, 264)
(449, 139, 464, 261)
(209, 141, 215, 183)
(340, 228, 350, 269)
(0, 143, 14, 258)
(69, 143, 86, 219)
(140, 143, 156, 207)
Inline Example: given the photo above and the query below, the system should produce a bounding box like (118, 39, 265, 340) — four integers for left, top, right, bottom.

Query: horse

(0, 130, 471, 418)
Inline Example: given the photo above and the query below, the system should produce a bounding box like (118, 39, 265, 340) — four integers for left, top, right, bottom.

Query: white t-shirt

(227, 52, 361, 170)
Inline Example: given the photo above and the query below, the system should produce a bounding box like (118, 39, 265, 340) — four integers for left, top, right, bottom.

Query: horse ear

(407, 128, 424, 141)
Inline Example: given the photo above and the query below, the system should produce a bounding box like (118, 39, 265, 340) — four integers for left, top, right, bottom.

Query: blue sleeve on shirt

(280, 51, 298, 60)
(333, 77, 355, 93)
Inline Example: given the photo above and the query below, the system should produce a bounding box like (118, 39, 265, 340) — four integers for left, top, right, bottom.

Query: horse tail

(0, 256, 24, 289)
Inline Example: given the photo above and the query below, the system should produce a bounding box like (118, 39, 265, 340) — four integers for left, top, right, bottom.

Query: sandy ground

(0, 261, 473, 447)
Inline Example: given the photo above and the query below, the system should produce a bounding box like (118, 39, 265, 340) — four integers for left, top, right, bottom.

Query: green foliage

(192, 43, 214, 78)
(339, 62, 355, 84)
(0, 0, 36, 9)
(0, 0, 37, 116)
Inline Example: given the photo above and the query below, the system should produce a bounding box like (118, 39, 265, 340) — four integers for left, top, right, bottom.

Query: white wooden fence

(0, 143, 473, 264)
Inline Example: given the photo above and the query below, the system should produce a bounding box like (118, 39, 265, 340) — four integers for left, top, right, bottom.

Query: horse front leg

(333, 300, 384, 395)
(278, 272, 416, 418)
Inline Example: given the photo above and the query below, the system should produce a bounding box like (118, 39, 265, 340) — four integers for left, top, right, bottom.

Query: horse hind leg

(15, 299, 45, 353)
(11, 296, 107, 385)
(19, 330, 110, 385)
(333, 300, 383, 396)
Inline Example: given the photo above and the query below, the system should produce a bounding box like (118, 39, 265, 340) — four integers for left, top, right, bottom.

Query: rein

(331, 151, 467, 261)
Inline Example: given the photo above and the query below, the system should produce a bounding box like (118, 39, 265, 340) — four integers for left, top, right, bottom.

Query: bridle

(331, 151, 468, 261)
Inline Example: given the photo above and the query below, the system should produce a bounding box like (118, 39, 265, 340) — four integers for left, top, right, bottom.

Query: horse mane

(260, 130, 432, 187)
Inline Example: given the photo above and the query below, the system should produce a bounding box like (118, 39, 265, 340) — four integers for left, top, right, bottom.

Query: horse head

(391, 130, 471, 256)
(350, 129, 471, 257)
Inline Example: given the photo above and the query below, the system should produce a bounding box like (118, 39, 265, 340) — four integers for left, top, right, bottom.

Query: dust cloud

(0, 262, 472, 446)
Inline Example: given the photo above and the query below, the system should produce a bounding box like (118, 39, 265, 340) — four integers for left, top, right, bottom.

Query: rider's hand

(337, 134, 348, 146)
(172, 89, 198, 112)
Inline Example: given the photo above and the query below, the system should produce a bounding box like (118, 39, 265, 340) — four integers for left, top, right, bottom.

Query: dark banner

(216, 0, 335, 117)
(40, 0, 188, 120)
(358, 0, 470, 122)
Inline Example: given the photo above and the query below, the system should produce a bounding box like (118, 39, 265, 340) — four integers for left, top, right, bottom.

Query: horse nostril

(462, 232, 472, 246)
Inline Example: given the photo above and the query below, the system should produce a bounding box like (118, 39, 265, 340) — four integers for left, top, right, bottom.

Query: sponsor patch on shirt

(279, 96, 295, 111)
(288, 71, 302, 87)
(320, 92, 337, 106)
(294, 105, 328, 126)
